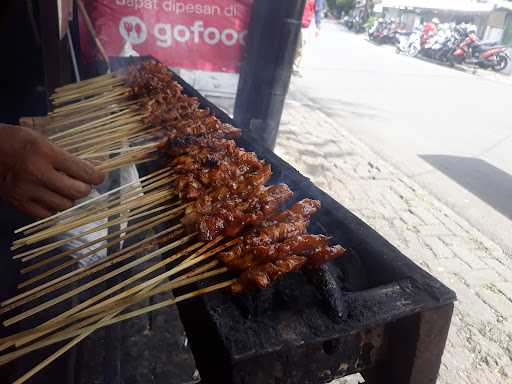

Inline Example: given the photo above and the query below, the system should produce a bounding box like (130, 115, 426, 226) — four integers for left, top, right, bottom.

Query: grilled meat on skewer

(125, 61, 346, 293)
(230, 255, 307, 294)
(220, 234, 329, 271)
(185, 184, 293, 241)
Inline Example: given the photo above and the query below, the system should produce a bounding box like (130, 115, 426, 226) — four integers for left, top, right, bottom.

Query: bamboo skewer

(52, 81, 126, 105)
(48, 102, 137, 127)
(14, 201, 186, 289)
(51, 113, 146, 146)
(46, 101, 141, 129)
(48, 94, 132, 120)
(0, 257, 222, 354)
(14, 240, 222, 349)
(0, 229, 195, 352)
(48, 108, 135, 141)
(20, 200, 182, 274)
(72, 128, 161, 159)
(12, 192, 176, 261)
(13, 177, 173, 261)
(59, 123, 147, 153)
(15, 189, 178, 262)
(73, 134, 159, 160)
(0, 274, 234, 370)
(79, 141, 161, 160)
(12, 188, 175, 249)
(10, 242, 211, 350)
(3, 232, 197, 327)
(18, 205, 181, 282)
(58, 237, 227, 322)
(1, 224, 185, 312)
(95, 144, 160, 168)
(13, 196, 180, 272)
(15, 167, 172, 235)
(11, 225, 185, 309)
(54, 73, 117, 93)
(58, 117, 147, 143)
(16, 237, 238, 340)
(54, 74, 120, 92)
(102, 156, 159, 173)
(16, 206, 182, 285)
(52, 88, 129, 114)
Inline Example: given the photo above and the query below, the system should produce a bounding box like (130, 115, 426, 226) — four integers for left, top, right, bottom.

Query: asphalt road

(289, 21, 512, 254)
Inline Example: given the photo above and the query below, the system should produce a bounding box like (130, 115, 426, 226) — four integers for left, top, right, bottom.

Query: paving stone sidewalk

(276, 97, 512, 384)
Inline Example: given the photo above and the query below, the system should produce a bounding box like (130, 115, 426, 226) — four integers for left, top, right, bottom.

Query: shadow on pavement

(419, 154, 512, 220)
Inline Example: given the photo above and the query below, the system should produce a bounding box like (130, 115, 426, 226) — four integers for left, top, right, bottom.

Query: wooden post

(234, 0, 307, 150)
(38, 0, 73, 98)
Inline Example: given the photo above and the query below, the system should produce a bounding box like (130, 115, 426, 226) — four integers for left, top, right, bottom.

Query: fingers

(18, 200, 53, 219)
(31, 186, 74, 212)
(51, 145, 105, 186)
(42, 168, 93, 201)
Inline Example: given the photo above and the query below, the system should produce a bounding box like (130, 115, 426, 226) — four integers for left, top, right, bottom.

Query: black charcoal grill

(168, 61, 456, 384)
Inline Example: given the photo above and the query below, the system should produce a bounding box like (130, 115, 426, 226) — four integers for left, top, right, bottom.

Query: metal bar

(67, 22, 81, 83)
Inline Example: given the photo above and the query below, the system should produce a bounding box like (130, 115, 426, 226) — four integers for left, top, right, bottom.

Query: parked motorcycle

(421, 23, 459, 62)
(344, 15, 365, 34)
(369, 19, 398, 45)
(395, 26, 422, 56)
(449, 26, 510, 71)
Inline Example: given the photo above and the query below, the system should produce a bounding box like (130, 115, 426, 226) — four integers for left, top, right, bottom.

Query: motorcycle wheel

(493, 53, 509, 72)
(408, 45, 419, 57)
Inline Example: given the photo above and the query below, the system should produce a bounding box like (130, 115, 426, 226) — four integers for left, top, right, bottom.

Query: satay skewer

(52, 81, 127, 104)
(0, 274, 234, 372)
(20, 201, 182, 274)
(52, 115, 148, 148)
(12, 188, 175, 249)
(46, 100, 141, 129)
(14, 203, 187, 290)
(53, 73, 117, 93)
(53, 237, 236, 326)
(3, 232, 197, 327)
(13, 241, 224, 349)
(12, 191, 174, 254)
(16, 199, 178, 264)
(48, 108, 137, 141)
(14, 166, 175, 248)
(0, 239, 220, 353)
(52, 88, 129, 114)
(15, 167, 173, 235)
(1, 224, 185, 314)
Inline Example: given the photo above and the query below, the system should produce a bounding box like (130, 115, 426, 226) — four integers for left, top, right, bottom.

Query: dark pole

(234, 0, 307, 150)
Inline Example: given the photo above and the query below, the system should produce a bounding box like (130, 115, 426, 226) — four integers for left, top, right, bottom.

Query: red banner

(80, 0, 253, 72)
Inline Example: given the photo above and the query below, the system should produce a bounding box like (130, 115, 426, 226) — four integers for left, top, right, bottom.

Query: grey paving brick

(425, 237, 457, 259)
(493, 282, 512, 302)
(478, 286, 512, 319)
(484, 258, 512, 282)
(456, 268, 503, 290)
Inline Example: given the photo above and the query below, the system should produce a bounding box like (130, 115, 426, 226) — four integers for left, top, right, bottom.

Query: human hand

(0, 124, 105, 218)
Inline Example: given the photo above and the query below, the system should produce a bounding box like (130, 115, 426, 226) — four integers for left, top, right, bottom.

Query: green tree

(336, 0, 357, 14)
(326, 0, 356, 17)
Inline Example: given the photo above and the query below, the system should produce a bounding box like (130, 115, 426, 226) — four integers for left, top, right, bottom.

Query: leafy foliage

(326, 0, 356, 17)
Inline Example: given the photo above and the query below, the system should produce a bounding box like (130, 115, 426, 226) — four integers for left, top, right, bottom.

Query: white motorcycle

(396, 26, 422, 57)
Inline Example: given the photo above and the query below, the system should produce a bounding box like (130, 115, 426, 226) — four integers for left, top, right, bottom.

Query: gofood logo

(119, 16, 247, 47)
(120, 16, 148, 45)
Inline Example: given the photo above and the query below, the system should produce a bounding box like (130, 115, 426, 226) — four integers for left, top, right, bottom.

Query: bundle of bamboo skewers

(0, 61, 346, 383)
(0, 65, 244, 383)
